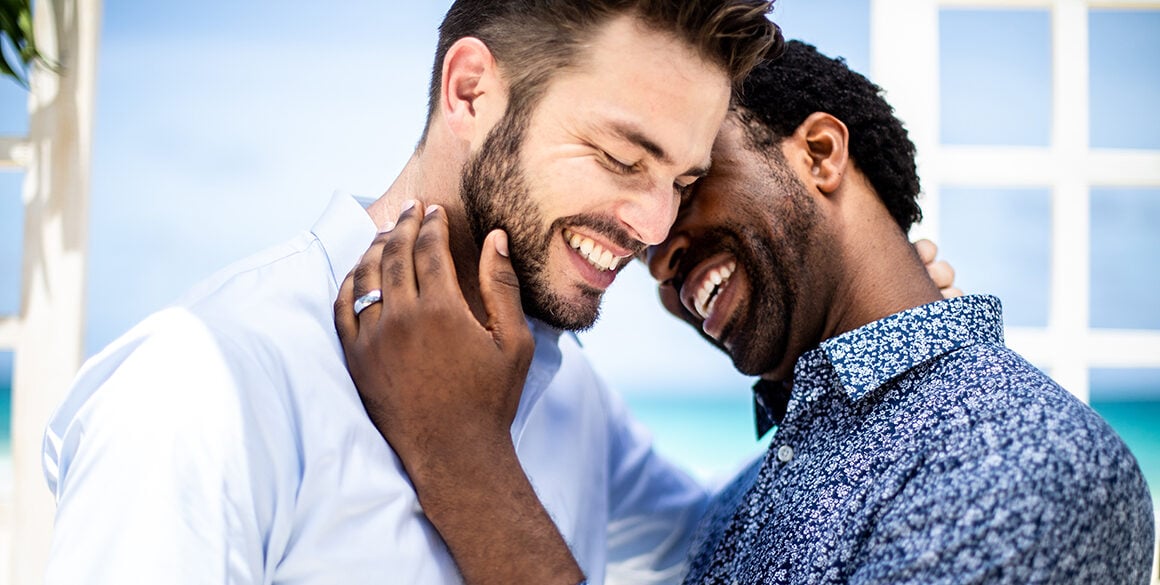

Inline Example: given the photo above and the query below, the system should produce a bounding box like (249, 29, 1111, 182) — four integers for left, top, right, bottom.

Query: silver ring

(353, 289, 383, 316)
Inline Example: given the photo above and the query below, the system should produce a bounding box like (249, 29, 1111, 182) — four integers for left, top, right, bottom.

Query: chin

(523, 287, 604, 332)
(724, 327, 787, 377)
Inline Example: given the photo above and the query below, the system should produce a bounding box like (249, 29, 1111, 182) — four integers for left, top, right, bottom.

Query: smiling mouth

(563, 228, 632, 272)
(690, 260, 736, 320)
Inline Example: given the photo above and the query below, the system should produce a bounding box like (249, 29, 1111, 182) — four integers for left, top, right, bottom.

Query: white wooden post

(10, 0, 101, 583)
(870, 0, 942, 244)
(1046, 0, 1092, 402)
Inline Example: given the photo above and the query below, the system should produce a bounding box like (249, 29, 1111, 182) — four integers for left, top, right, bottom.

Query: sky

(0, 0, 1157, 401)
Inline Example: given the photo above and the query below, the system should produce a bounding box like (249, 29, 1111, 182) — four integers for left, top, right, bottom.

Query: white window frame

(871, 0, 1160, 404)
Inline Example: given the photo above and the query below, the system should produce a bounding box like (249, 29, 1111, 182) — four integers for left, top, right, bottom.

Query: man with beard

(336, 41, 1155, 583)
(40, 2, 781, 584)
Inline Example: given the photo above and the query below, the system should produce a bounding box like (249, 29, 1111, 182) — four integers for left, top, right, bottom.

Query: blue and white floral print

(685, 295, 1154, 584)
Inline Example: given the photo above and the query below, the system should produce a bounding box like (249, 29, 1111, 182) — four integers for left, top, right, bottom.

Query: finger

(413, 205, 461, 302)
(926, 260, 956, 291)
(913, 238, 938, 265)
(378, 199, 425, 304)
(350, 229, 392, 321)
(479, 230, 531, 350)
(942, 287, 964, 299)
(334, 271, 359, 347)
(349, 199, 422, 322)
(345, 230, 392, 322)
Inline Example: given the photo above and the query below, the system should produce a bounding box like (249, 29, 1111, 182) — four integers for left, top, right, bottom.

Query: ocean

(624, 393, 1160, 504)
(1, 384, 1156, 513)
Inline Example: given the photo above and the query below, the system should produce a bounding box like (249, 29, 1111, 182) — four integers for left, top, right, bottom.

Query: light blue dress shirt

(43, 192, 709, 584)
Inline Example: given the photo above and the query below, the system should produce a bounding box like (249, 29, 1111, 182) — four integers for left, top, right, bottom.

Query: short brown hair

(421, 0, 783, 142)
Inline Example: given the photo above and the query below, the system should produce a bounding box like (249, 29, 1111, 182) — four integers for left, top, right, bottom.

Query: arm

(334, 201, 585, 585)
(44, 316, 273, 583)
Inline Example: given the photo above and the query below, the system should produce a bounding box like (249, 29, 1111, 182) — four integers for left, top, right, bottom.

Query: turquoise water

(1090, 401, 1160, 504)
(0, 383, 9, 455)
(624, 393, 1160, 510)
(0, 379, 1154, 510)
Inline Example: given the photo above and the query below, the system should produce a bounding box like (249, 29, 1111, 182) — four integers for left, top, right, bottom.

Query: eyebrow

(607, 121, 711, 179)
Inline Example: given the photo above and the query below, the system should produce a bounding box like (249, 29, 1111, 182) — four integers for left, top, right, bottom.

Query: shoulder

(911, 343, 1145, 494)
(43, 235, 335, 495)
(883, 343, 1154, 580)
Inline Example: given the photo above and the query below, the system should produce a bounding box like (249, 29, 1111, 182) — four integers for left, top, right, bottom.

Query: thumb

(479, 230, 529, 345)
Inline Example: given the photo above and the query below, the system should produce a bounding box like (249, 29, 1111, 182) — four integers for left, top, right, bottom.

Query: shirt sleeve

(43, 310, 288, 584)
(601, 386, 711, 585)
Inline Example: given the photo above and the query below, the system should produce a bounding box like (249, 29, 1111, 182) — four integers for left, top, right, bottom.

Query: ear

(438, 37, 508, 145)
(795, 112, 849, 196)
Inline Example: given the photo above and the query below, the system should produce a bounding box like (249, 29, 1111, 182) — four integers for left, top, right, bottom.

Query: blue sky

(0, 0, 1158, 400)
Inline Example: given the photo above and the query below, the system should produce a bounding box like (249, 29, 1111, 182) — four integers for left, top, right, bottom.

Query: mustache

(553, 213, 647, 258)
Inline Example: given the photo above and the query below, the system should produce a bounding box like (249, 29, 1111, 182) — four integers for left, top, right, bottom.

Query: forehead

(706, 115, 767, 182)
(540, 15, 732, 166)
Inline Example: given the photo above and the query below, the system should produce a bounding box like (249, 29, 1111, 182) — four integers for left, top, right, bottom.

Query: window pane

(940, 187, 1051, 327)
(0, 172, 22, 315)
(1090, 10, 1160, 150)
(0, 76, 29, 136)
(1090, 188, 1160, 330)
(940, 9, 1052, 146)
(770, 0, 871, 76)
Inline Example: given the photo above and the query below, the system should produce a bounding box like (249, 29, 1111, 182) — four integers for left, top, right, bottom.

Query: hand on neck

(366, 146, 490, 323)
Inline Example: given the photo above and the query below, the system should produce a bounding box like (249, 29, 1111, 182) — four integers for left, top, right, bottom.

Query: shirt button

(777, 445, 794, 463)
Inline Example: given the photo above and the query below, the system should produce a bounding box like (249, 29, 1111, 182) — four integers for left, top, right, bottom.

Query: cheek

(539, 157, 628, 213)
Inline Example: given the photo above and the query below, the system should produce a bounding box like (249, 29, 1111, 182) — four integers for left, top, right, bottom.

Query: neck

(366, 145, 488, 322)
(760, 187, 942, 384)
(822, 199, 943, 343)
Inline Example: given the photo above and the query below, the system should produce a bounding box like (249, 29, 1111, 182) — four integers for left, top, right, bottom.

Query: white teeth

(693, 260, 736, 320)
(563, 228, 629, 272)
(598, 249, 613, 270)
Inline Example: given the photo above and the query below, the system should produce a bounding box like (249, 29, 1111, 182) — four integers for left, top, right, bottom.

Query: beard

(458, 108, 604, 331)
(696, 151, 821, 376)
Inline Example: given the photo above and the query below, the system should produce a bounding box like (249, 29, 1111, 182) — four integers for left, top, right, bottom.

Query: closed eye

(675, 178, 699, 202)
(601, 151, 639, 175)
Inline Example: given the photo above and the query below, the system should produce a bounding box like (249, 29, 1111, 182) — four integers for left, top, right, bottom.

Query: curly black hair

(734, 40, 922, 232)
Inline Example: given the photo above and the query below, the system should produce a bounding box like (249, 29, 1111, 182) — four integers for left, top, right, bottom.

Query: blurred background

(0, 0, 1157, 582)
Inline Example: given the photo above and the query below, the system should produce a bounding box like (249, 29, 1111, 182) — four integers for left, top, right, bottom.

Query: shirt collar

(815, 294, 1005, 401)
(756, 295, 1006, 437)
(512, 318, 565, 447)
(311, 191, 380, 287)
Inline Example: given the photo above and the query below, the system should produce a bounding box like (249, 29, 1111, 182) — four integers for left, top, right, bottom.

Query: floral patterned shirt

(684, 295, 1154, 584)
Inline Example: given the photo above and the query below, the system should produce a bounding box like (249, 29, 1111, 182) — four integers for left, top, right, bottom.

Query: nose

(618, 184, 680, 246)
(647, 230, 691, 285)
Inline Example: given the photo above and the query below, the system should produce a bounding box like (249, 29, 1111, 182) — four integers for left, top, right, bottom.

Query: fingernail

(425, 204, 440, 216)
(401, 200, 416, 214)
(494, 231, 509, 258)
(379, 221, 395, 233)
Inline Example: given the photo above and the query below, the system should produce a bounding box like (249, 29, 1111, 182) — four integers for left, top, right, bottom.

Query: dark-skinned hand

(333, 200, 584, 585)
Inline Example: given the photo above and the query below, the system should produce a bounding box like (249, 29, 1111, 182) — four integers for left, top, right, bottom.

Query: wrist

(406, 435, 520, 511)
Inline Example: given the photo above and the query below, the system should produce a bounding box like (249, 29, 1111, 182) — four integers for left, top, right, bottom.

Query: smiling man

(646, 41, 1154, 583)
(338, 41, 1154, 584)
(41, 2, 780, 584)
